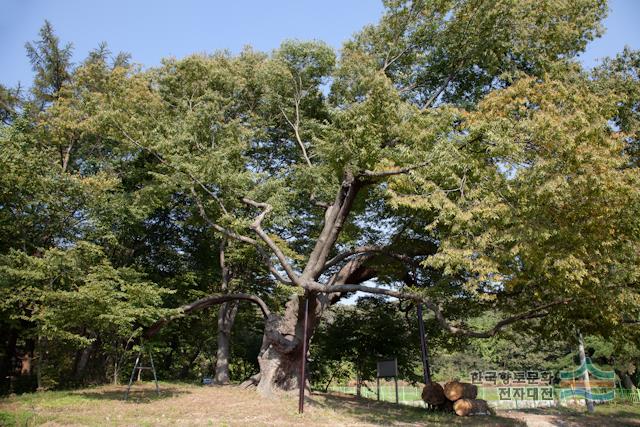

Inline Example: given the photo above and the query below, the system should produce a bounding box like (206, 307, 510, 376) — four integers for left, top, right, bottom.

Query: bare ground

(0, 383, 637, 426)
(500, 406, 640, 427)
(0, 383, 518, 426)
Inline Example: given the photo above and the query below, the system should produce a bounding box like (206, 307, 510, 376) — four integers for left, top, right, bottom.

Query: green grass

(4, 391, 87, 408)
(0, 382, 522, 426)
(1, 382, 638, 426)
(0, 410, 36, 427)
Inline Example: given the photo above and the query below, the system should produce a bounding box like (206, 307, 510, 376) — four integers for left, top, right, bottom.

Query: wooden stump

(421, 382, 446, 406)
(443, 381, 478, 401)
(453, 398, 490, 416)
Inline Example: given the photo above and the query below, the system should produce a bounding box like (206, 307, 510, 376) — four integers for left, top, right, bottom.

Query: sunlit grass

(1, 382, 637, 426)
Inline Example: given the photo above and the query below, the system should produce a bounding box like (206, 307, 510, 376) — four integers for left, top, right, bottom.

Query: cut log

(444, 381, 478, 401)
(453, 398, 490, 416)
(421, 382, 446, 406)
(439, 399, 454, 413)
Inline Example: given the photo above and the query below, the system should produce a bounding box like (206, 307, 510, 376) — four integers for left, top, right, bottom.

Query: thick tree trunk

(73, 344, 93, 383)
(36, 336, 48, 390)
(162, 175, 372, 395)
(616, 370, 637, 390)
(256, 294, 311, 396)
(255, 256, 375, 395)
(213, 301, 239, 384)
(0, 329, 17, 393)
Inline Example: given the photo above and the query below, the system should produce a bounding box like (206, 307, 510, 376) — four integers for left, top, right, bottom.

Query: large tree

(5, 0, 639, 396)
(0, 24, 179, 392)
(94, 0, 640, 396)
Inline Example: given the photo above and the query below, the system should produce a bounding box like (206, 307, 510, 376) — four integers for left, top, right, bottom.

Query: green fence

(322, 384, 640, 407)
(324, 384, 424, 406)
(614, 388, 640, 404)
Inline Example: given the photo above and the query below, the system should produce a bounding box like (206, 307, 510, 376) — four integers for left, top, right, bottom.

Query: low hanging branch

(303, 280, 572, 338)
(144, 293, 271, 338)
(115, 118, 567, 341)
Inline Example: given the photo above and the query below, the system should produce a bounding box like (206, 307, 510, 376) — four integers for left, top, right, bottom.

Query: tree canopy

(1, 0, 638, 394)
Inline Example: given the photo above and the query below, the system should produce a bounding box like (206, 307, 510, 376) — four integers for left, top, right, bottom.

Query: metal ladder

(124, 342, 159, 400)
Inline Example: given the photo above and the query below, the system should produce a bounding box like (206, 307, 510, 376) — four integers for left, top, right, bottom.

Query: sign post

(417, 304, 431, 384)
(298, 297, 309, 414)
(376, 358, 399, 404)
(578, 332, 595, 413)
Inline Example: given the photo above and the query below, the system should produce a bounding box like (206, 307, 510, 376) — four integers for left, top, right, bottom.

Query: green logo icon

(559, 358, 615, 401)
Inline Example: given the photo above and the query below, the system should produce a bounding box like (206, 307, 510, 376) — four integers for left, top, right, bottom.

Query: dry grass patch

(1, 382, 522, 426)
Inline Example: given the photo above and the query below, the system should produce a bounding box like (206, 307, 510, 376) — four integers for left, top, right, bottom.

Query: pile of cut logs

(422, 380, 490, 416)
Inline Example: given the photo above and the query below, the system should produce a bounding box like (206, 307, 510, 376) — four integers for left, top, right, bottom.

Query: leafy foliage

(1, 0, 638, 394)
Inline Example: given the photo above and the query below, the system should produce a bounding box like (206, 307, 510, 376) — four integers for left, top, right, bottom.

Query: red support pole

(417, 303, 431, 384)
(298, 297, 309, 414)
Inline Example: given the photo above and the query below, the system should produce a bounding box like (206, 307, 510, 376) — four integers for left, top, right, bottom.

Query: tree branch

(361, 160, 431, 179)
(304, 280, 571, 338)
(422, 71, 456, 110)
(115, 121, 228, 214)
(280, 104, 312, 168)
(219, 238, 229, 291)
(190, 189, 292, 285)
(190, 188, 257, 245)
(242, 197, 302, 285)
(144, 293, 271, 338)
(323, 246, 385, 272)
(302, 171, 362, 280)
(381, 44, 414, 72)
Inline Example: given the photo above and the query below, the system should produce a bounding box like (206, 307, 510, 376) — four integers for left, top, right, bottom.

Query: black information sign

(377, 359, 398, 378)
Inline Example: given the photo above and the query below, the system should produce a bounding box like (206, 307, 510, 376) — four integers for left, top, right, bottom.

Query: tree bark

(113, 358, 120, 385)
(213, 301, 239, 384)
(36, 336, 47, 390)
(255, 255, 375, 395)
(61, 142, 73, 172)
(616, 369, 637, 390)
(255, 294, 311, 396)
(73, 344, 93, 383)
(21, 338, 35, 377)
(0, 329, 17, 391)
(578, 332, 594, 413)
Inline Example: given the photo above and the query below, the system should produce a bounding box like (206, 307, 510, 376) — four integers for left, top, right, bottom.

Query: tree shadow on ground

(308, 392, 525, 426)
(77, 384, 191, 403)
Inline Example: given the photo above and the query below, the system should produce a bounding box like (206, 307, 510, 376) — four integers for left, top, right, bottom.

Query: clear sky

(1, 0, 639, 89)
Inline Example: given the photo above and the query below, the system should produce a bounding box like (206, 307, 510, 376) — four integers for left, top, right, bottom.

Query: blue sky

(1, 0, 639, 88)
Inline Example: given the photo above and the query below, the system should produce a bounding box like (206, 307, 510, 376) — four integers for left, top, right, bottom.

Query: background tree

(24, 20, 73, 108)
(311, 297, 421, 395)
(89, 0, 636, 396)
(2, 0, 638, 397)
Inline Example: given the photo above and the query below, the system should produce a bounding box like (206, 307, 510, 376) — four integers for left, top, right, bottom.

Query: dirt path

(500, 408, 640, 427)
